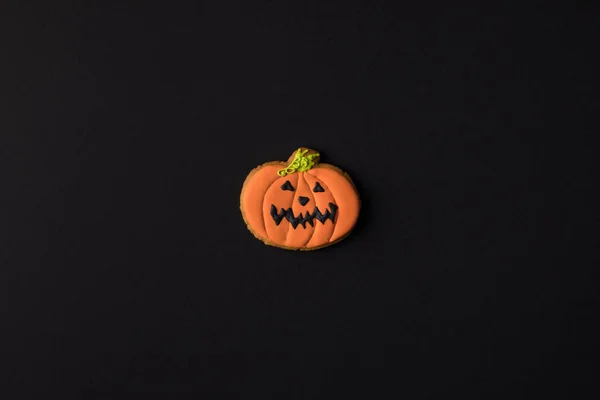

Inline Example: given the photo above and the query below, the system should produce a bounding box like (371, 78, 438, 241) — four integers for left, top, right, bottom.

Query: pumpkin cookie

(240, 148, 360, 250)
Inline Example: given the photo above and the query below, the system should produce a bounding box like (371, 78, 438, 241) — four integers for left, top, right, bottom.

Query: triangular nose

(298, 196, 310, 206)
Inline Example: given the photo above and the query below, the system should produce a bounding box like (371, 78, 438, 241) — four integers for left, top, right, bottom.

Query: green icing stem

(277, 149, 320, 177)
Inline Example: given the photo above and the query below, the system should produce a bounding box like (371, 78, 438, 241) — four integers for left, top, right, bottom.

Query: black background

(1, 1, 598, 399)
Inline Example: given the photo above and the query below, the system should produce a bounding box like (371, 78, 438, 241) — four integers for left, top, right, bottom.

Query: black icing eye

(281, 180, 295, 191)
(313, 182, 325, 192)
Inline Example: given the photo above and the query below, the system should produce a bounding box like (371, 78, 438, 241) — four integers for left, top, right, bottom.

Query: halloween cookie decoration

(240, 148, 360, 250)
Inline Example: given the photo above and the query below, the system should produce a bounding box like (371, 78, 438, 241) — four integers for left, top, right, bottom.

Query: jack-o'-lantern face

(240, 148, 360, 250)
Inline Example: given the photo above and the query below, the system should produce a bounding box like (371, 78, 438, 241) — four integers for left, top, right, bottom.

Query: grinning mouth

(270, 203, 338, 229)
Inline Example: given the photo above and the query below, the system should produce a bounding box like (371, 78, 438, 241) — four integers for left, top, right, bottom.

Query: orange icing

(262, 173, 298, 244)
(302, 172, 336, 248)
(284, 173, 315, 248)
(308, 166, 360, 243)
(240, 164, 284, 239)
(241, 156, 359, 250)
